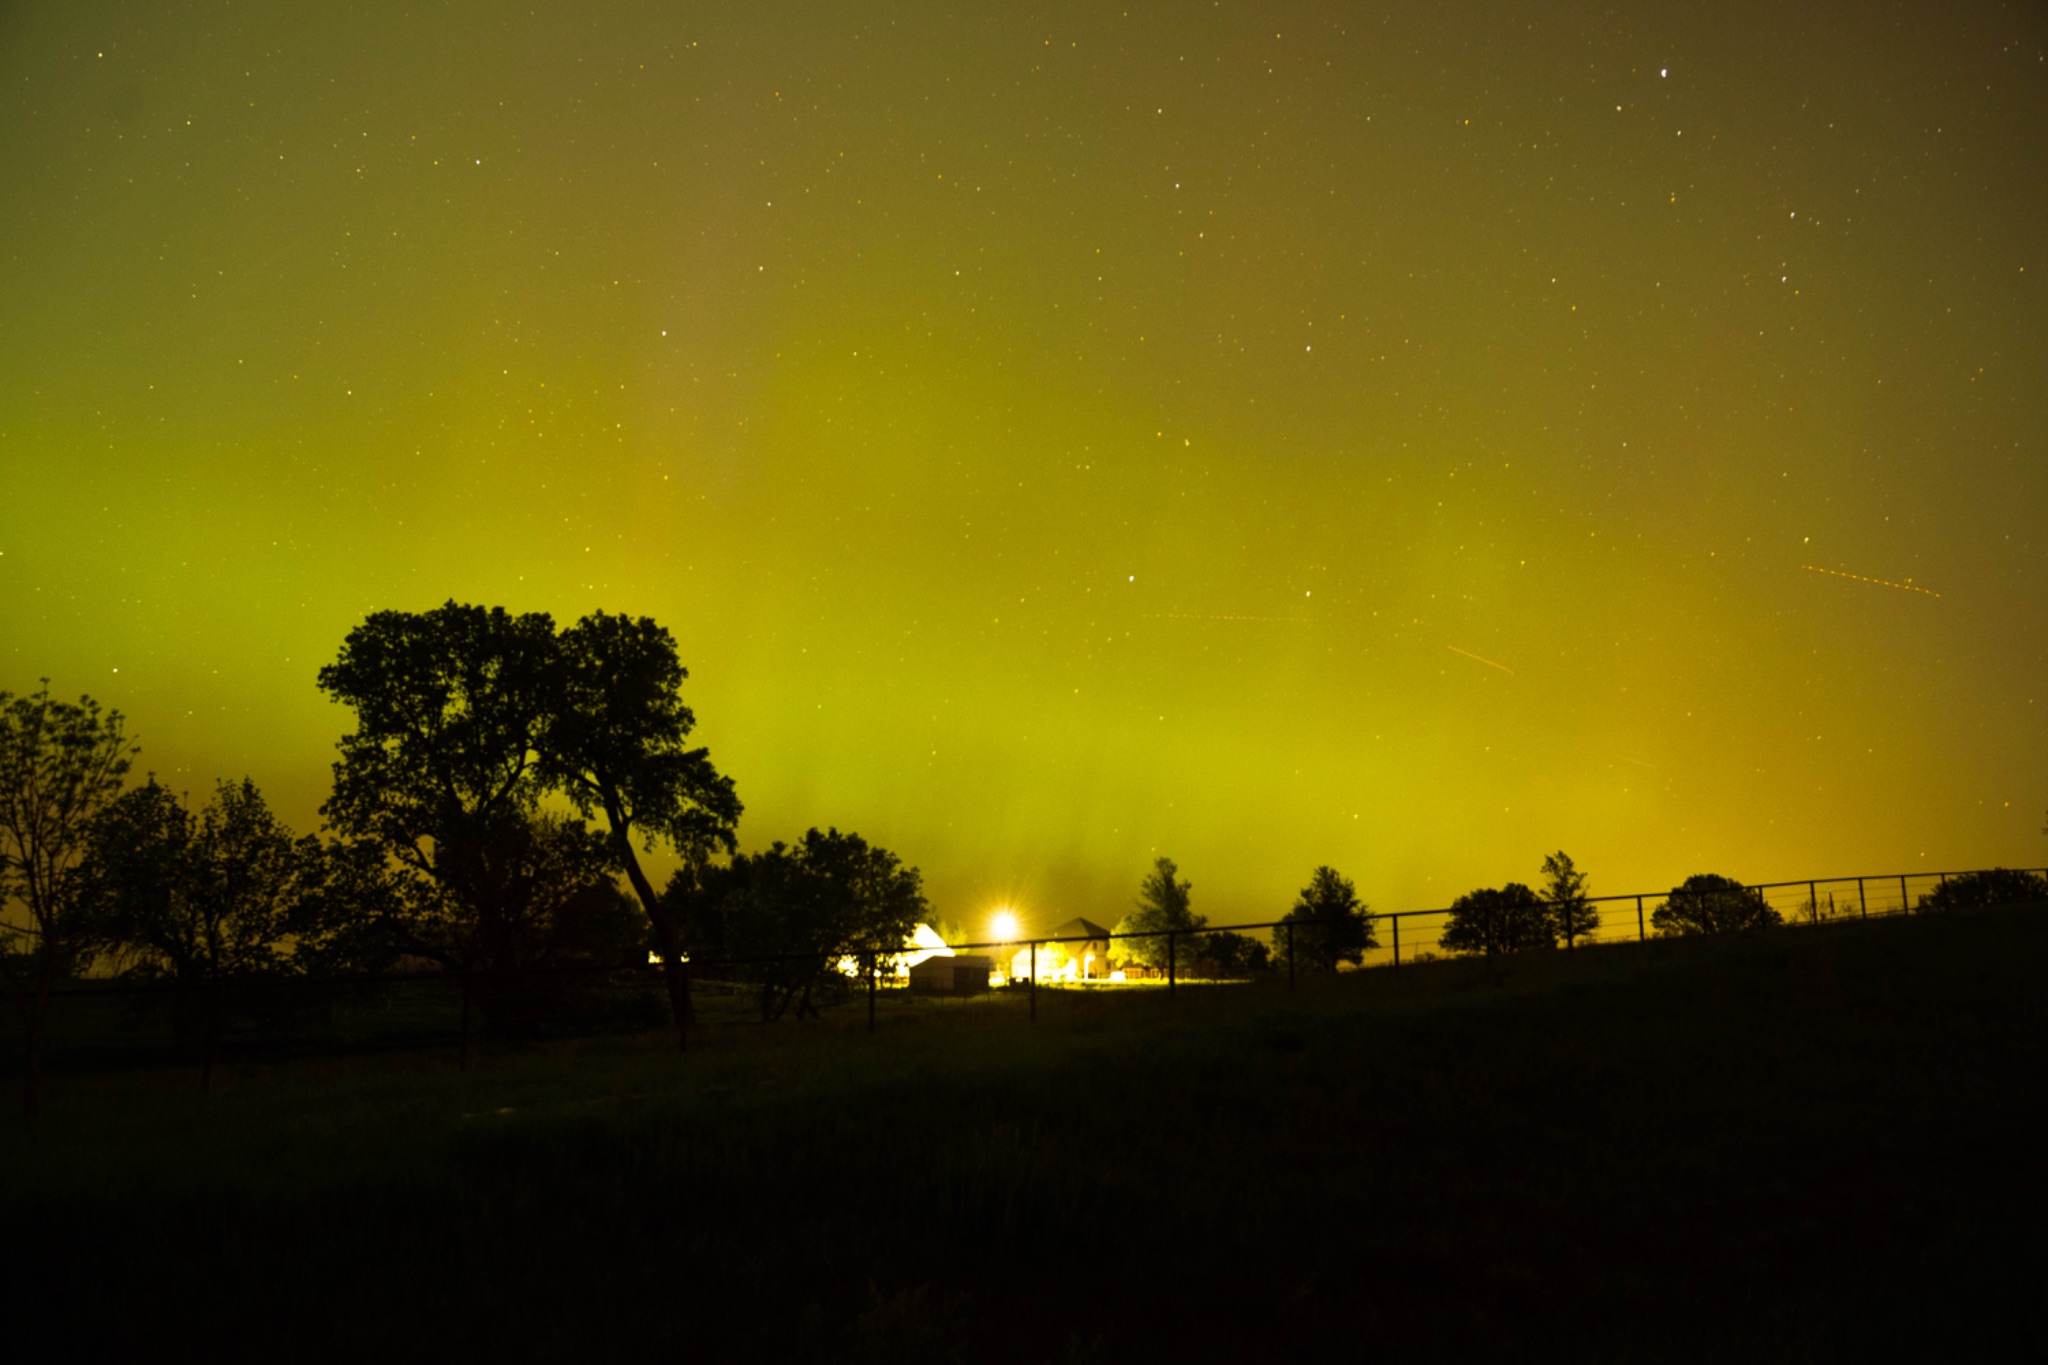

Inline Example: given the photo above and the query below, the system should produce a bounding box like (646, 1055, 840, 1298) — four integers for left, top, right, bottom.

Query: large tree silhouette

(541, 611, 740, 1047)
(1651, 874, 1779, 936)
(316, 602, 570, 975)
(0, 683, 136, 1118)
(1440, 883, 1553, 961)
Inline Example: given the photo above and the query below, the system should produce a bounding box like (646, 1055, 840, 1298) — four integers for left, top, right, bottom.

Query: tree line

(0, 603, 933, 1113)
(1105, 849, 1600, 976)
(8, 603, 2047, 1116)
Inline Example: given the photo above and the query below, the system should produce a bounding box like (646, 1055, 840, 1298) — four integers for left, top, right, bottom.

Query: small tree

(1651, 874, 1780, 936)
(1196, 929, 1270, 977)
(91, 778, 315, 984)
(0, 684, 137, 1118)
(1112, 856, 1205, 972)
(85, 778, 320, 1088)
(1273, 865, 1377, 972)
(1440, 883, 1553, 961)
(1914, 867, 2048, 913)
(1539, 851, 1598, 948)
(716, 828, 928, 1022)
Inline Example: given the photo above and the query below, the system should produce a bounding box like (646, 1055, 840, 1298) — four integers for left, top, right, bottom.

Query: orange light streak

(1447, 645, 1514, 674)
(1799, 564, 1941, 598)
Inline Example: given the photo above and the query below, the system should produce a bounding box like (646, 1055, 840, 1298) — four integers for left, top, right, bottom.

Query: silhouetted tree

(1196, 929, 1270, 977)
(287, 835, 416, 975)
(1914, 867, 2048, 913)
(317, 601, 563, 971)
(393, 812, 622, 975)
(287, 812, 636, 1036)
(1273, 865, 1377, 972)
(84, 777, 322, 1087)
(89, 778, 317, 984)
(541, 611, 740, 1047)
(1651, 874, 1779, 936)
(1113, 856, 1206, 972)
(0, 683, 137, 1119)
(716, 828, 928, 1021)
(1440, 883, 1553, 960)
(1540, 851, 1598, 948)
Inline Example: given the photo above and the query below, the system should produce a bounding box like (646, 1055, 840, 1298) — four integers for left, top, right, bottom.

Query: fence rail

(11, 865, 2045, 1083)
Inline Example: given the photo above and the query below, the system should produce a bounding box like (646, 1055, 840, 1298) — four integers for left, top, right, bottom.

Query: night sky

(4, 1, 2044, 932)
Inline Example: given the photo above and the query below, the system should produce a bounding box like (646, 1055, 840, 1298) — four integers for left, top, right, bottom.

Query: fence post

(867, 951, 877, 1034)
(1029, 942, 1038, 1023)
(1900, 874, 1909, 915)
(459, 971, 471, 1072)
(1809, 880, 1819, 924)
(1286, 922, 1296, 989)
(1636, 895, 1646, 941)
(1168, 931, 1177, 1001)
(1392, 915, 1402, 971)
(1858, 878, 1867, 919)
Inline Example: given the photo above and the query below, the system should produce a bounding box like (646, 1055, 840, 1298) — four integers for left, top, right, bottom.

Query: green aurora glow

(3, 1, 2044, 931)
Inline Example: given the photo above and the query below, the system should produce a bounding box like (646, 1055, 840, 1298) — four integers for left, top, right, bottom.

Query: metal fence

(11, 865, 2044, 1085)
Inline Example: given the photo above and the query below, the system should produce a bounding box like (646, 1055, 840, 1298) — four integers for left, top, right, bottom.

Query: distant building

(908, 954, 993, 994)
(1009, 917, 1116, 982)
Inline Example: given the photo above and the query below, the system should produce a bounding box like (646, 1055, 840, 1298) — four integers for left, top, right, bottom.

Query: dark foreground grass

(5, 905, 2044, 1361)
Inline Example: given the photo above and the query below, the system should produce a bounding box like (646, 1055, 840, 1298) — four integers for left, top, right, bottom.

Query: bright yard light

(990, 909, 1020, 941)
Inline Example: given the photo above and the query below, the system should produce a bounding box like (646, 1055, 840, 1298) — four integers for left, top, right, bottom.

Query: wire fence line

(10, 865, 2044, 1083)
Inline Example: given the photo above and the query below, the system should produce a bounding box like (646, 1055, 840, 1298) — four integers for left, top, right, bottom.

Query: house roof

(1047, 917, 1113, 941)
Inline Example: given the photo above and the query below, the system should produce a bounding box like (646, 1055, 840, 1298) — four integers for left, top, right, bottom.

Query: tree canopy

(1913, 867, 2048, 913)
(85, 777, 317, 984)
(1540, 851, 1599, 946)
(0, 683, 137, 1117)
(1274, 865, 1377, 971)
(316, 602, 739, 1045)
(317, 602, 563, 951)
(1113, 856, 1205, 971)
(1440, 882, 1553, 958)
(1651, 874, 1779, 936)
(706, 828, 929, 1022)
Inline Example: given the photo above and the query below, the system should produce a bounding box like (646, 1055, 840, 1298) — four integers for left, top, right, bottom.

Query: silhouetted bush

(1651, 874, 1779, 936)
(1915, 867, 2048, 913)
(1440, 883, 1553, 958)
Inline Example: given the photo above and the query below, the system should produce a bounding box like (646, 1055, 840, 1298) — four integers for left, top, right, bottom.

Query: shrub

(1915, 867, 2048, 913)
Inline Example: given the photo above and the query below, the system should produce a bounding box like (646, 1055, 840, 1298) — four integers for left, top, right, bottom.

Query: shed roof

(1048, 917, 1114, 941)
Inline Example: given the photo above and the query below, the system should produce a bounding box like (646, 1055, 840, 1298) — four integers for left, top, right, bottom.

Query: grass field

(5, 904, 2044, 1361)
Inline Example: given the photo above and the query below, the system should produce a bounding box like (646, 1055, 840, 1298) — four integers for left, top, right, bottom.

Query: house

(1009, 917, 1116, 982)
(908, 954, 993, 994)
